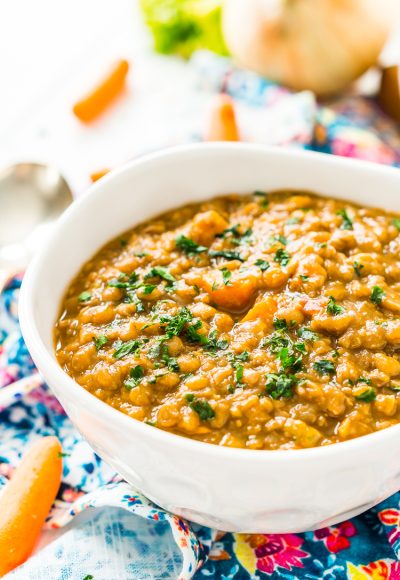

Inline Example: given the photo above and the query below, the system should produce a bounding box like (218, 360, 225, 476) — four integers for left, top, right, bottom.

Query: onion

(222, 0, 398, 96)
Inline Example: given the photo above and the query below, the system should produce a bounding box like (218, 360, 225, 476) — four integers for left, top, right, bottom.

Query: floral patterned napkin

(2, 52, 400, 579)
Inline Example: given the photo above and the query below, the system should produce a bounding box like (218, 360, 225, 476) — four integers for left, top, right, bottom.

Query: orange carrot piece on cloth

(90, 168, 110, 182)
(73, 59, 129, 123)
(0, 436, 62, 576)
(205, 94, 240, 141)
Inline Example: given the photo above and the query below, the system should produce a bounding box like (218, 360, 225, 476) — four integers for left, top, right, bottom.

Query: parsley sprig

(184, 394, 215, 420)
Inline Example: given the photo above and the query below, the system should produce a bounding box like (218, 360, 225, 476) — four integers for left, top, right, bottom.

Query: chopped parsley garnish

(355, 387, 376, 403)
(278, 347, 302, 372)
(298, 327, 318, 341)
(83, 576, 94, 580)
(235, 365, 244, 383)
(145, 267, 176, 284)
(255, 259, 270, 271)
(353, 261, 364, 277)
(216, 224, 240, 238)
(159, 307, 208, 346)
(371, 285, 385, 306)
(78, 291, 92, 302)
(286, 217, 299, 225)
(184, 394, 215, 420)
(337, 208, 353, 230)
(273, 318, 287, 330)
(185, 319, 208, 345)
(113, 339, 142, 359)
(160, 307, 193, 338)
(206, 330, 229, 352)
(327, 296, 344, 316)
(93, 335, 108, 350)
(266, 372, 297, 399)
(208, 250, 244, 262)
(124, 365, 144, 389)
(392, 218, 400, 231)
(300, 275, 309, 281)
(253, 190, 267, 197)
(175, 235, 207, 255)
(221, 268, 232, 285)
(269, 235, 287, 246)
(313, 360, 335, 375)
(357, 376, 372, 385)
(108, 272, 139, 289)
(265, 332, 290, 353)
(119, 238, 127, 247)
(142, 284, 156, 295)
(58, 452, 71, 458)
(274, 248, 290, 267)
(131, 293, 145, 312)
(160, 344, 180, 372)
(227, 351, 249, 384)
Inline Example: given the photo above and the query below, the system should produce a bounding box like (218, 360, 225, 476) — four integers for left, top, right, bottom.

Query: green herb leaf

(355, 387, 376, 403)
(160, 343, 180, 372)
(113, 339, 142, 359)
(253, 190, 267, 197)
(298, 327, 318, 341)
(269, 235, 287, 246)
(78, 291, 92, 302)
(327, 296, 344, 316)
(216, 224, 241, 238)
(353, 261, 364, 277)
(300, 275, 309, 281)
(371, 285, 385, 306)
(274, 248, 290, 267)
(266, 372, 297, 399)
(255, 259, 270, 271)
(93, 335, 108, 350)
(273, 318, 287, 330)
(392, 218, 400, 231)
(175, 235, 207, 254)
(185, 319, 208, 345)
(209, 250, 244, 262)
(286, 217, 299, 225)
(337, 208, 353, 230)
(160, 307, 192, 338)
(145, 267, 176, 284)
(357, 376, 372, 385)
(142, 284, 156, 295)
(206, 330, 229, 352)
(221, 268, 232, 285)
(235, 365, 244, 383)
(278, 347, 302, 371)
(313, 359, 335, 375)
(184, 394, 215, 420)
(124, 365, 144, 389)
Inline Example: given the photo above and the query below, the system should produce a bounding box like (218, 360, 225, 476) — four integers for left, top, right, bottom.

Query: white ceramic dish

(20, 143, 400, 533)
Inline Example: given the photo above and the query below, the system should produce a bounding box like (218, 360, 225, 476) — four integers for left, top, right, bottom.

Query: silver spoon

(0, 163, 73, 290)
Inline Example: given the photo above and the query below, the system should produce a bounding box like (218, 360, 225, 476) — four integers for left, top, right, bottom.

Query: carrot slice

(205, 94, 240, 141)
(90, 168, 110, 182)
(73, 59, 129, 123)
(0, 436, 62, 576)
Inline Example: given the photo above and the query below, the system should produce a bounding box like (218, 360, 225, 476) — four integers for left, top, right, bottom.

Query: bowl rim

(19, 142, 400, 462)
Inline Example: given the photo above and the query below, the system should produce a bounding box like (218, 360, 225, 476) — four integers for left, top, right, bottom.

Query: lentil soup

(54, 191, 400, 450)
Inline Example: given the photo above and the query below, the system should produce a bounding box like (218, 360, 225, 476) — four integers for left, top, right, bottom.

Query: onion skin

(222, 0, 397, 96)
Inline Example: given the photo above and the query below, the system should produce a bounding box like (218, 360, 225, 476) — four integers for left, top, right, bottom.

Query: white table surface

(0, 0, 200, 195)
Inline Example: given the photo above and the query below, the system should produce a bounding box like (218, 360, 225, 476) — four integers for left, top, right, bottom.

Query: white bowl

(20, 144, 400, 533)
